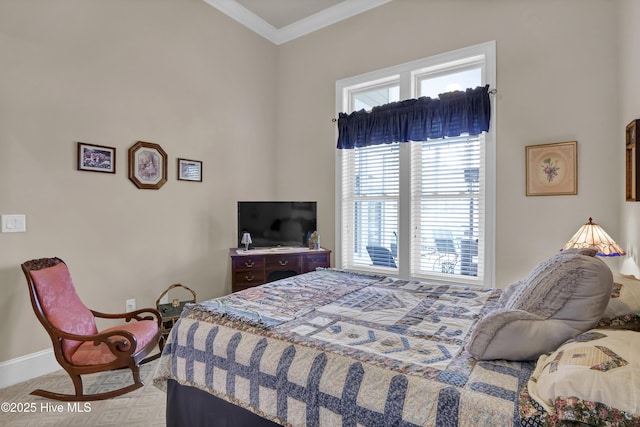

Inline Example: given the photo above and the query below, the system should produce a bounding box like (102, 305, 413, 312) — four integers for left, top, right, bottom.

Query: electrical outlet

(1, 214, 26, 233)
(125, 298, 136, 312)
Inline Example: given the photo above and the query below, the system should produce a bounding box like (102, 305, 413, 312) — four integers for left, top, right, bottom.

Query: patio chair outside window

(433, 230, 458, 274)
(366, 246, 397, 268)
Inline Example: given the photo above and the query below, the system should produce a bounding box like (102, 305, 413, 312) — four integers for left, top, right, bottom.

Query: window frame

(335, 41, 496, 287)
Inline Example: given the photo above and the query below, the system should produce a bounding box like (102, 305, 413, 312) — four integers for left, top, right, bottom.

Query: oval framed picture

(128, 141, 167, 190)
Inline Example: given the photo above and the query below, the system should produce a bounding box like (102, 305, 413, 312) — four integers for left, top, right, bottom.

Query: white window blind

(410, 136, 483, 280)
(341, 144, 399, 271)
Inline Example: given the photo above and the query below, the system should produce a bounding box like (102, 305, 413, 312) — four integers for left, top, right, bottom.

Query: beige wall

(276, 0, 624, 287)
(0, 0, 278, 362)
(0, 0, 633, 364)
(620, 0, 640, 277)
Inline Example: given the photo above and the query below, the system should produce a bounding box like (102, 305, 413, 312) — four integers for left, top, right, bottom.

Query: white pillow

(597, 273, 640, 326)
(528, 329, 640, 423)
(467, 251, 613, 360)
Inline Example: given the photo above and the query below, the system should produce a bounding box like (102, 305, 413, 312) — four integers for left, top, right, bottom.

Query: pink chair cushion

(29, 262, 98, 362)
(70, 320, 159, 366)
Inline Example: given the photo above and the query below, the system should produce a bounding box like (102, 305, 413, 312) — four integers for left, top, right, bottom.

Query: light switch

(1, 214, 26, 233)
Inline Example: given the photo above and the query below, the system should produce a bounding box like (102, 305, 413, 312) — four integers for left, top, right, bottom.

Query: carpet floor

(0, 359, 165, 426)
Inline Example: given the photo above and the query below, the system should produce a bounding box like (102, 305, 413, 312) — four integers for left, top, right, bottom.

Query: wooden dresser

(230, 247, 331, 292)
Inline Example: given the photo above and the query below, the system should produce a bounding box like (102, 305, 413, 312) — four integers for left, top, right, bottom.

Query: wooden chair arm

(91, 308, 162, 327)
(52, 328, 138, 356)
(98, 330, 138, 356)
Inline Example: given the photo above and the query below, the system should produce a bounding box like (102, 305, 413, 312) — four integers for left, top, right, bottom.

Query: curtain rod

(331, 88, 497, 122)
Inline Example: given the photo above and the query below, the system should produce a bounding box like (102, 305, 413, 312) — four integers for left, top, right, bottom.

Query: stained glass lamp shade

(562, 217, 626, 256)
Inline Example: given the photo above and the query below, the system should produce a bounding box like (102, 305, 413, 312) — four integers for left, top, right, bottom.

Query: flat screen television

(237, 201, 317, 248)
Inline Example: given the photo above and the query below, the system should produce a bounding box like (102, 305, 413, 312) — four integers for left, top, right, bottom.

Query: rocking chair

(21, 257, 162, 401)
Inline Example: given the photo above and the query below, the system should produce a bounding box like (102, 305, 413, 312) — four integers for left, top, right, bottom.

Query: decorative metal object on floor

(156, 283, 197, 349)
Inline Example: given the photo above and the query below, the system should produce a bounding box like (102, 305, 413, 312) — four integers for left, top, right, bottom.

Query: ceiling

(203, 0, 393, 45)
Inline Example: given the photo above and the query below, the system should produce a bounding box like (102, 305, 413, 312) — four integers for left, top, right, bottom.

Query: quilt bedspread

(154, 269, 537, 426)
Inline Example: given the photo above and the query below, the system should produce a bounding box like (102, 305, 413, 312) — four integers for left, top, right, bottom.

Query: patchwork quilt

(154, 269, 538, 426)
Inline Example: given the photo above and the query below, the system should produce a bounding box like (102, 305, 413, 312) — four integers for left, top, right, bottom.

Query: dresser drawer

(302, 252, 330, 272)
(232, 256, 265, 271)
(265, 254, 301, 270)
(233, 270, 265, 287)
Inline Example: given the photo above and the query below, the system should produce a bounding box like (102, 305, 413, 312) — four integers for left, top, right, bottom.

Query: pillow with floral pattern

(527, 329, 640, 425)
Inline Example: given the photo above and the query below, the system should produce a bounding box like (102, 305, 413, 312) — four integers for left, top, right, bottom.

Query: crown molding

(203, 0, 393, 45)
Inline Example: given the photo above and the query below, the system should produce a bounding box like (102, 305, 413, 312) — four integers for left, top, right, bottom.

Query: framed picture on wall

(177, 158, 202, 182)
(77, 142, 116, 173)
(526, 141, 577, 196)
(626, 119, 640, 201)
(128, 141, 167, 189)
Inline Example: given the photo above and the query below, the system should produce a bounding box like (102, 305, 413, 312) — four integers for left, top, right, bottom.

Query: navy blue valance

(336, 85, 491, 149)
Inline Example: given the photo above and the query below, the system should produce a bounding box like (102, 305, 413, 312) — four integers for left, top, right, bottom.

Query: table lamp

(562, 217, 626, 256)
(241, 232, 252, 251)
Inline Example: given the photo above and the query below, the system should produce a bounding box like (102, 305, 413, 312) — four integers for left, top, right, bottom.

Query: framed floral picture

(526, 141, 577, 196)
(177, 158, 202, 182)
(128, 141, 167, 190)
(77, 142, 116, 173)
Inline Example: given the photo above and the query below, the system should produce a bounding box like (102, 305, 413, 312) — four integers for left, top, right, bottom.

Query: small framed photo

(77, 142, 116, 173)
(177, 158, 202, 182)
(526, 141, 577, 196)
(128, 141, 167, 190)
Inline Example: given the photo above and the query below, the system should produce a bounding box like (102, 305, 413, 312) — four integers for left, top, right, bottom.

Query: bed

(153, 251, 640, 427)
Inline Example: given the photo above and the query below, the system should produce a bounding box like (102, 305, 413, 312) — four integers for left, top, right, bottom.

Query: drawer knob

(279, 259, 289, 266)
(244, 260, 254, 268)
(244, 274, 254, 282)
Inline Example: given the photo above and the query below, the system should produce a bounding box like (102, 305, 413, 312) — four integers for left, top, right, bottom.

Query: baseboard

(0, 349, 60, 388)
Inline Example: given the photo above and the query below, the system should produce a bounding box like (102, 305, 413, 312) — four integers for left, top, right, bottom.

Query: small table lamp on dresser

(241, 232, 252, 251)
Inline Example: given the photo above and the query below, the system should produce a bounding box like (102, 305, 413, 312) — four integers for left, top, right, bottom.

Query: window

(335, 42, 496, 286)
